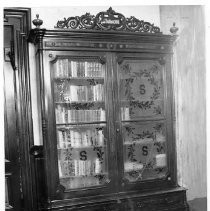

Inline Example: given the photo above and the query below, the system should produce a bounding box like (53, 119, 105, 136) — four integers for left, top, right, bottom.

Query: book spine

(95, 158, 101, 174)
(85, 62, 88, 77)
(93, 62, 96, 77)
(98, 63, 101, 77)
(83, 161, 85, 176)
(68, 60, 71, 77)
(74, 160, 78, 176)
(91, 62, 93, 77)
(67, 109, 71, 123)
(70, 130, 74, 147)
(66, 129, 71, 148)
(78, 160, 81, 176)
(64, 59, 68, 77)
(71, 61, 76, 77)
(81, 62, 85, 77)
(75, 131, 80, 147)
(70, 85, 78, 101)
(60, 60, 63, 77)
(95, 63, 98, 77)
(98, 130, 103, 146)
(63, 130, 67, 148)
(77, 61, 80, 77)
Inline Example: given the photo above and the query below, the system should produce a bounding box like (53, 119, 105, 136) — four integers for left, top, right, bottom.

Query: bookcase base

(41, 187, 189, 211)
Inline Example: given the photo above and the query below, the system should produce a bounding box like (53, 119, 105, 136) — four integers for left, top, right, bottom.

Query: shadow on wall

(160, 5, 206, 201)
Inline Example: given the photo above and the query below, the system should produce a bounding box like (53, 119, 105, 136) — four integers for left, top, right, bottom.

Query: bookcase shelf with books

(56, 126, 106, 147)
(56, 122, 108, 189)
(57, 146, 106, 150)
(58, 157, 109, 189)
(53, 59, 105, 78)
(55, 107, 106, 124)
(51, 57, 108, 190)
(54, 83, 105, 102)
(59, 172, 108, 179)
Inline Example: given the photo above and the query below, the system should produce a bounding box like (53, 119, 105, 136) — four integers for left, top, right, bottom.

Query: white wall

(31, 6, 160, 29)
(160, 5, 206, 201)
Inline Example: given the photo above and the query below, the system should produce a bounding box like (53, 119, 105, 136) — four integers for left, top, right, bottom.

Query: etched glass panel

(52, 58, 109, 190)
(57, 124, 108, 189)
(119, 60, 164, 119)
(123, 122, 168, 182)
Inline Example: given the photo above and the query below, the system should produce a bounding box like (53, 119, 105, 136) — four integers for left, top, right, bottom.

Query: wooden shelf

(124, 139, 166, 145)
(59, 173, 108, 179)
(54, 77, 104, 80)
(55, 101, 105, 104)
(56, 121, 107, 127)
(57, 145, 105, 150)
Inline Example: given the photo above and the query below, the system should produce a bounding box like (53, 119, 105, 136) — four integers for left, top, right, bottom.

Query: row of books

(58, 158, 103, 177)
(54, 84, 104, 102)
(55, 106, 106, 123)
(54, 59, 104, 78)
(57, 129, 104, 148)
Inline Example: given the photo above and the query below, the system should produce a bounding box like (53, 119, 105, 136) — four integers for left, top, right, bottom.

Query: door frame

(4, 7, 37, 211)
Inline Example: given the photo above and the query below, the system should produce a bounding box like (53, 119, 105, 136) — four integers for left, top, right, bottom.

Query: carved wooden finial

(32, 14, 43, 28)
(170, 22, 179, 35)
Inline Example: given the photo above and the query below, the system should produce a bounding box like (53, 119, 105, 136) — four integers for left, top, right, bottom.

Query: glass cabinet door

(52, 57, 110, 190)
(117, 57, 169, 187)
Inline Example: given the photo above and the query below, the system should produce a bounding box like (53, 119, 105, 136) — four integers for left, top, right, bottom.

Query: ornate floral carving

(130, 100, 154, 110)
(93, 146, 105, 162)
(123, 122, 167, 182)
(127, 143, 137, 162)
(69, 102, 95, 110)
(122, 63, 163, 114)
(124, 124, 163, 141)
(55, 7, 161, 33)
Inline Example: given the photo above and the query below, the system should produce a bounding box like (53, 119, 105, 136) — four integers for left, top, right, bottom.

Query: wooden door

(41, 50, 118, 200)
(4, 8, 36, 211)
(113, 52, 177, 192)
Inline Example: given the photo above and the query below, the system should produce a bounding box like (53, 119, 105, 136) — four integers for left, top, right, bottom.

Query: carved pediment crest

(55, 7, 161, 33)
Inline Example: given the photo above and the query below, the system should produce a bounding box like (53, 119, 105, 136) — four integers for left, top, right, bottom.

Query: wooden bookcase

(28, 8, 189, 211)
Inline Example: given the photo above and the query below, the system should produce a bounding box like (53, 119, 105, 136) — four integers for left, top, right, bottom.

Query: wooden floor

(188, 198, 207, 211)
